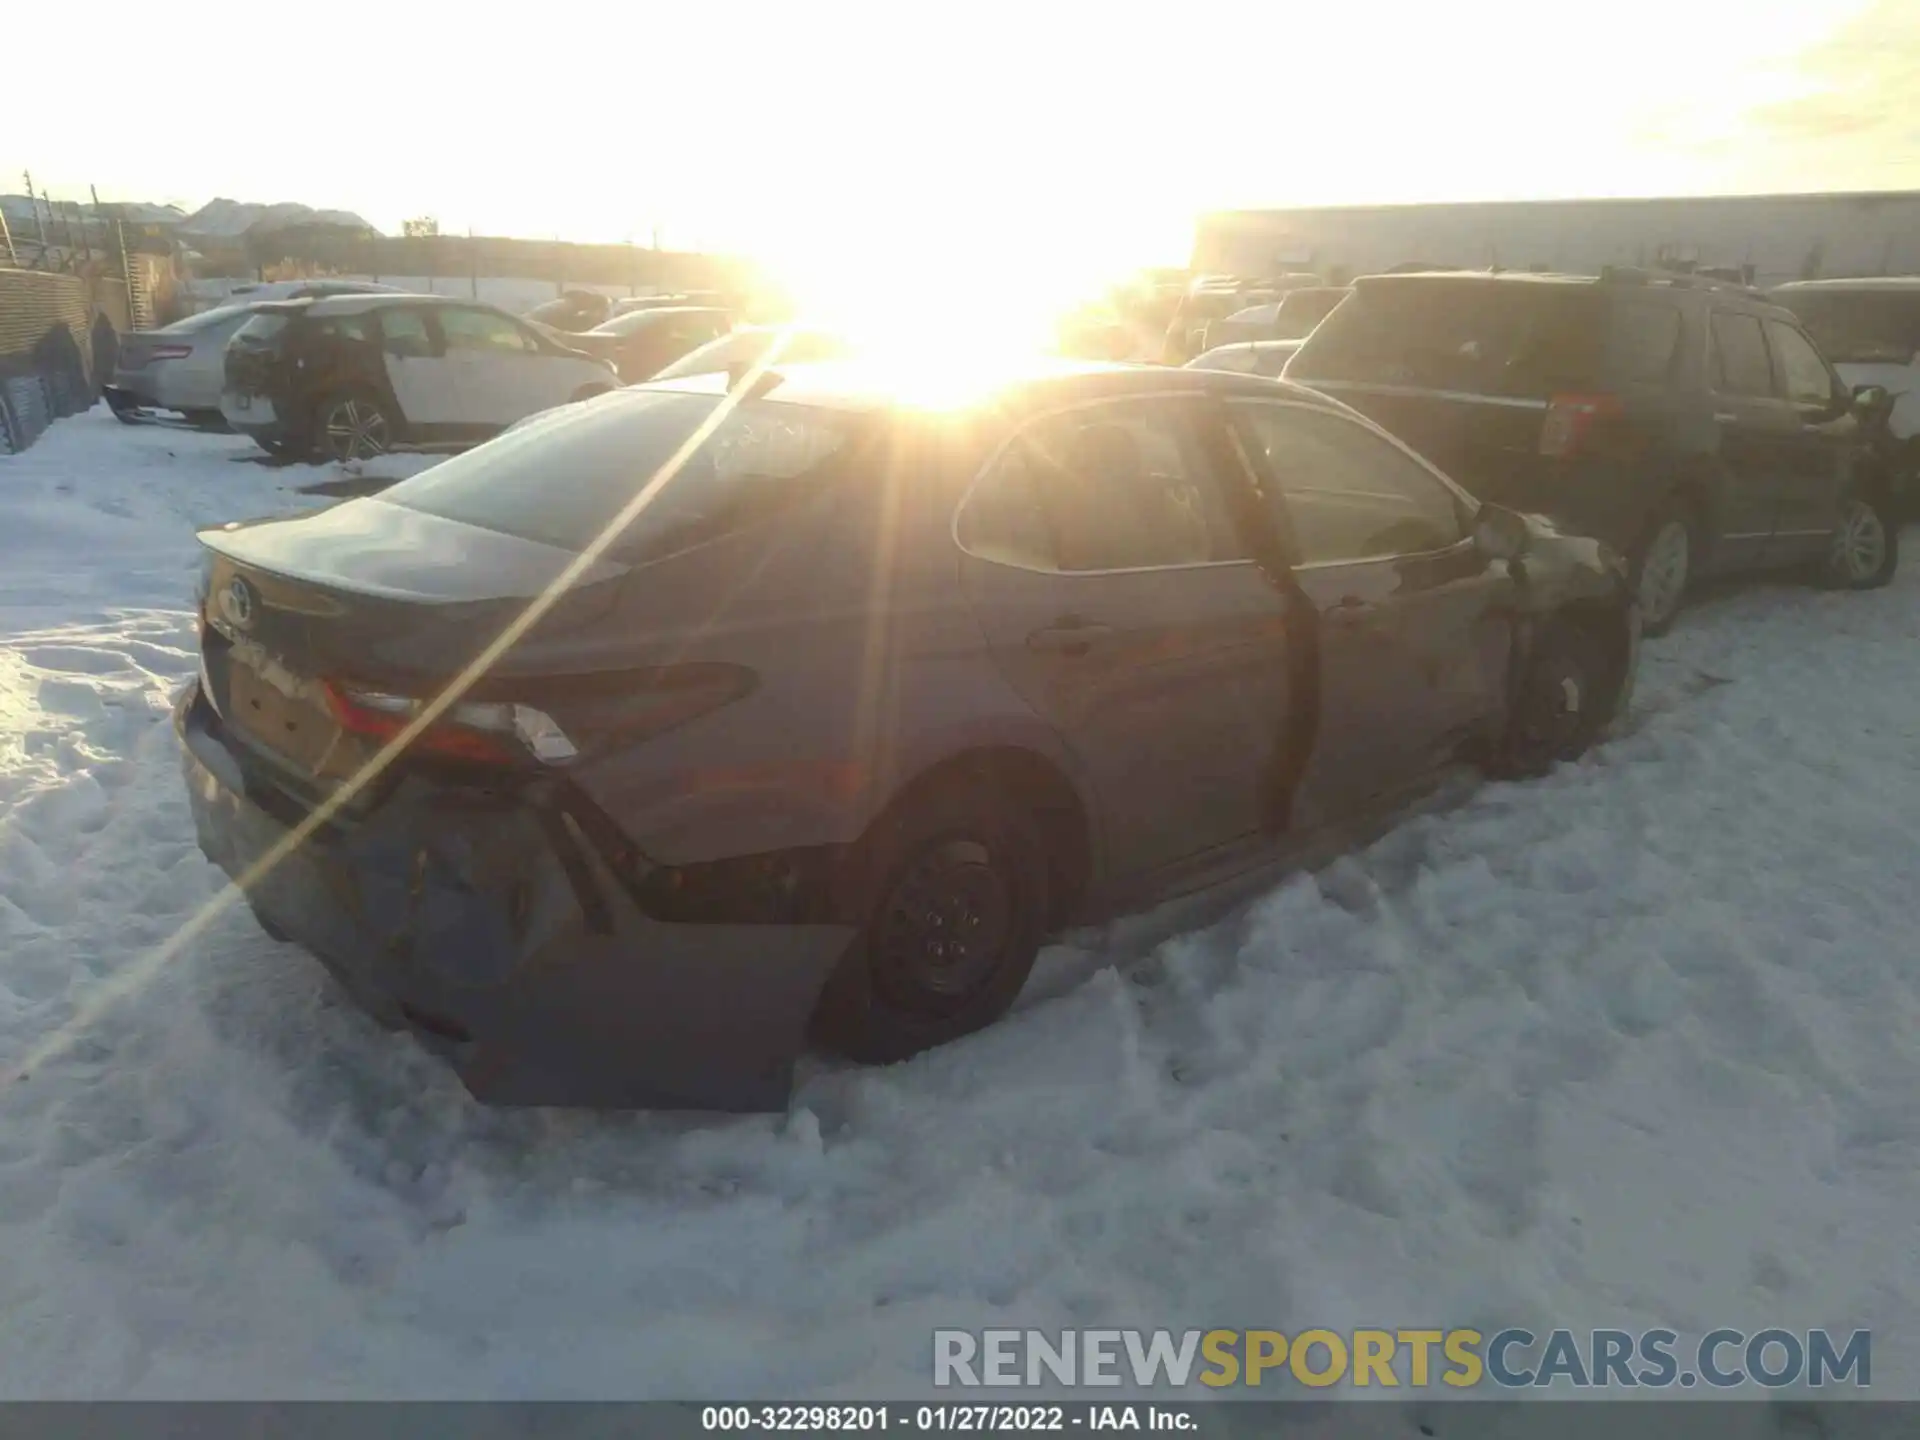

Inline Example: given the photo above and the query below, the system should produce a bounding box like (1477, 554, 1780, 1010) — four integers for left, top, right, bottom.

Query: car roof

(1771, 277, 1920, 293)
(294, 292, 491, 315)
(637, 355, 1341, 415)
(1353, 270, 1600, 288)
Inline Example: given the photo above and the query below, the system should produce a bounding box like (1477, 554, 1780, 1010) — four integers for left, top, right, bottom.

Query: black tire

(250, 906, 293, 944)
(1629, 499, 1697, 638)
(313, 388, 396, 463)
(1495, 620, 1611, 779)
(1821, 487, 1899, 590)
(814, 779, 1050, 1065)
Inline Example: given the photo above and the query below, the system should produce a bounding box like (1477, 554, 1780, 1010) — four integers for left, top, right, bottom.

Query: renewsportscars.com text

(932, 1328, 1871, 1391)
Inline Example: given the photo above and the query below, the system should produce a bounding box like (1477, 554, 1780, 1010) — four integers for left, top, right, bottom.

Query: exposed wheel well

(864, 747, 1092, 933)
(1553, 599, 1633, 715)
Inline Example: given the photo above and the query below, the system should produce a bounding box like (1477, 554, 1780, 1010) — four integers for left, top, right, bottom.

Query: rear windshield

(379, 391, 864, 559)
(1770, 290, 1920, 365)
(1290, 279, 1604, 396)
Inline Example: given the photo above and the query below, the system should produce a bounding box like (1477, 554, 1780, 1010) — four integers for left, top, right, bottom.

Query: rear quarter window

(1289, 280, 1603, 397)
(1607, 302, 1684, 385)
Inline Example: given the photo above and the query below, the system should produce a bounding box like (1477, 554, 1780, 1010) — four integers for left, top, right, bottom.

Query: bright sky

(6, 0, 1912, 308)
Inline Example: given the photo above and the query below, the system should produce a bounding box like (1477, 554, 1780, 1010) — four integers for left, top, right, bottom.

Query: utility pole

(0, 203, 15, 267)
(23, 171, 50, 258)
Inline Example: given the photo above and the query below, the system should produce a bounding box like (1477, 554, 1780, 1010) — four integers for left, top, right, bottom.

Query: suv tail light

(322, 682, 578, 766)
(1540, 393, 1624, 458)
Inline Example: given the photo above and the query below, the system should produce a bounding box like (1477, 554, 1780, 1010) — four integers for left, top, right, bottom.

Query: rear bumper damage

(175, 682, 854, 1111)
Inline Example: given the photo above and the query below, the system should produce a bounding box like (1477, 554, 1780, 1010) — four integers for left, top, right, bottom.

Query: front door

(1763, 317, 1859, 563)
(436, 306, 570, 428)
(1705, 309, 1794, 572)
(1227, 398, 1515, 831)
(957, 394, 1298, 884)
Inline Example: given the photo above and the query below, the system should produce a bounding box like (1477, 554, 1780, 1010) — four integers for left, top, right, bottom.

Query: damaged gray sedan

(176, 361, 1639, 1111)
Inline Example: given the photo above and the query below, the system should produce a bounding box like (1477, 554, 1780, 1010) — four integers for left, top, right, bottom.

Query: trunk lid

(196, 501, 628, 792)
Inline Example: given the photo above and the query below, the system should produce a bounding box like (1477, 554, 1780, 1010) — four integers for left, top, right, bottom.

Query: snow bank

(1, 409, 1918, 1402)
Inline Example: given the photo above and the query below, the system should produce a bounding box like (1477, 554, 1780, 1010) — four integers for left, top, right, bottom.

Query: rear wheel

(315, 389, 395, 463)
(1631, 501, 1695, 637)
(815, 780, 1049, 1064)
(1822, 489, 1898, 589)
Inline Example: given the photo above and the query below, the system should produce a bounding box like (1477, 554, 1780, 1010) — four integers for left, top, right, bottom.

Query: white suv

(1772, 278, 1920, 508)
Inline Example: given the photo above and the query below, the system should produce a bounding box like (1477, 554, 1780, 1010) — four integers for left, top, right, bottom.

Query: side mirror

(1853, 383, 1891, 412)
(1473, 504, 1530, 562)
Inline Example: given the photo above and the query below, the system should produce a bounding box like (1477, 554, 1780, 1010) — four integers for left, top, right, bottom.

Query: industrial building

(1194, 191, 1920, 287)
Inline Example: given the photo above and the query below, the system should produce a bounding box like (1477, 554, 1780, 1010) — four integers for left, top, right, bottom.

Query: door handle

(1026, 617, 1114, 655)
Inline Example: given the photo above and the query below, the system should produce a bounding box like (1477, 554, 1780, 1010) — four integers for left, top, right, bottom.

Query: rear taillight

(321, 682, 578, 766)
(1539, 393, 1624, 458)
(146, 345, 193, 363)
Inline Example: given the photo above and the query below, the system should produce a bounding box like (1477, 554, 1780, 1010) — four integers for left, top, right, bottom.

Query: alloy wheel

(1638, 519, 1690, 628)
(321, 397, 390, 462)
(1830, 499, 1887, 584)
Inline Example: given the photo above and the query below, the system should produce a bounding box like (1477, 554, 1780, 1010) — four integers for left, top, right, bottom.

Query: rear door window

(1290, 280, 1603, 396)
(958, 399, 1249, 572)
(1709, 312, 1775, 397)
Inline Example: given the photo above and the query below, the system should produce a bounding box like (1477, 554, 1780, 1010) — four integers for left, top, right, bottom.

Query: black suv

(221, 294, 619, 462)
(1284, 268, 1897, 632)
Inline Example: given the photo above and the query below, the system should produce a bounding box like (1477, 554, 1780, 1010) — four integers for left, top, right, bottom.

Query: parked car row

(163, 260, 1904, 1114)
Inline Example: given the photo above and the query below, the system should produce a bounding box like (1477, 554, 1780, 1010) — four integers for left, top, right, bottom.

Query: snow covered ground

(1, 407, 1918, 1407)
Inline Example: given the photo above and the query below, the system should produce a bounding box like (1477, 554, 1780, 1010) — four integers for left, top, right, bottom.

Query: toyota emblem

(221, 576, 256, 630)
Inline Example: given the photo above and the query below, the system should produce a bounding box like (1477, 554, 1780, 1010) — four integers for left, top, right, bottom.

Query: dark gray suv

(176, 361, 1638, 1111)
(1285, 268, 1899, 633)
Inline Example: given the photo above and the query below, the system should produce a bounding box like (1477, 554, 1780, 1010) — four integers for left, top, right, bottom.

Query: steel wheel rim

(1638, 520, 1689, 625)
(322, 398, 389, 461)
(1831, 500, 1886, 582)
(873, 838, 1013, 1014)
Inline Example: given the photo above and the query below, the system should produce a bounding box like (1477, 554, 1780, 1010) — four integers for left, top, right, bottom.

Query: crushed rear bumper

(174, 682, 854, 1111)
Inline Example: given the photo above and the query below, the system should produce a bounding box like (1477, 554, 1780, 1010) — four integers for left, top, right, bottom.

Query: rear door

(1704, 308, 1793, 571)
(1762, 317, 1858, 562)
(1227, 398, 1514, 830)
(376, 306, 457, 430)
(957, 394, 1298, 882)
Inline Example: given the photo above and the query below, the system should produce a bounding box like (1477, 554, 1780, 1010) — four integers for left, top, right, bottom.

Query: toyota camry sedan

(177, 361, 1639, 1111)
